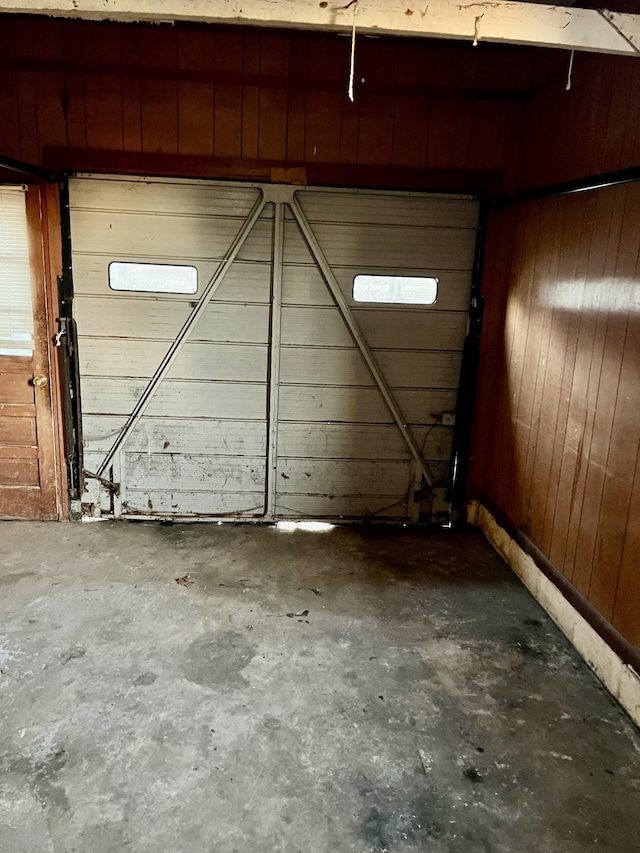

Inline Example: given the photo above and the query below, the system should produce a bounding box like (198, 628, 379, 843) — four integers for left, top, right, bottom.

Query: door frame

(0, 176, 68, 520)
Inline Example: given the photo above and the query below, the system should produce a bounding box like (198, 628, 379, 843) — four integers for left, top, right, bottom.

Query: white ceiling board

(0, 0, 638, 56)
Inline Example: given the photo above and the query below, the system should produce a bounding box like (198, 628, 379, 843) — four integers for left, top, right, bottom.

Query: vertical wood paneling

(140, 26, 178, 155)
(62, 20, 87, 150)
(214, 30, 242, 158)
(241, 33, 260, 160)
(0, 17, 637, 191)
(472, 182, 640, 649)
(613, 446, 640, 646)
(286, 37, 307, 161)
(177, 28, 214, 157)
(13, 18, 40, 164)
(120, 23, 142, 152)
(31, 19, 67, 152)
(0, 15, 545, 182)
(424, 46, 460, 169)
(517, 50, 640, 192)
(83, 23, 123, 151)
(0, 19, 21, 160)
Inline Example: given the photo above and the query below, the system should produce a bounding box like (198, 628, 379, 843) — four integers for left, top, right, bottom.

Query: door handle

(33, 375, 48, 388)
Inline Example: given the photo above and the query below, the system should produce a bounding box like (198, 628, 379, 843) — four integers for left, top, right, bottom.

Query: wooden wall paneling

(602, 58, 634, 174)
(565, 187, 619, 591)
(61, 20, 87, 150)
(140, 26, 178, 155)
(501, 99, 523, 194)
(14, 19, 40, 163)
(31, 19, 67, 154)
(241, 33, 260, 160)
(548, 192, 599, 579)
(452, 45, 477, 171)
(82, 22, 123, 151)
(547, 192, 597, 571)
(519, 198, 562, 541)
(613, 442, 640, 647)
(391, 96, 428, 168)
(550, 63, 579, 185)
(339, 92, 359, 165)
(516, 50, 640, 192)
(469, 207, 514, 493)
(356, 40, 398, 166)
(307, 34, 346, 85)
(214, 31, 243, 159)
(619, 58, 640, 169)
(393, 41, 434, 169)
(424, 45, 460, 170)
(305, 90, 343, 163)
(511, 200, 551, 533)
(491, 208, 528, 511)
(0, 18, 21, 160)
(539, 195, 584, 556)
(572, 185, 628, 597)
(527, 196, 569, 546)
(500, 203, 542, 524)
(259, 33, 289, 78)
(589, 57, 617, 178)
(258, 84, 288, 161)
(286, 37, 307, 161)
(588, 185, 640, 622)
(120, 23, 142, 152)
(469, 49, 511, 173)
(566, 56, 596, 183)
(305, 37, 344, 164)
(0, 75, 20, 162)
(356, 92, 396, 166)
(177, 27, 214, 157)
(257, 34, 289, 161)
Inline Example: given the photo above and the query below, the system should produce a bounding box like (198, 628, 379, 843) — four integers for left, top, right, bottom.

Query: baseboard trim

(468, 500, 640, 728)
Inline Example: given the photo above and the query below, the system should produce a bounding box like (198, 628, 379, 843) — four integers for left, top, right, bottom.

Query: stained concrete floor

(0, 521, 639, 853)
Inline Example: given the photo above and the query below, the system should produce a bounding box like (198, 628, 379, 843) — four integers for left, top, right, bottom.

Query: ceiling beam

(0, 0, 638, 57)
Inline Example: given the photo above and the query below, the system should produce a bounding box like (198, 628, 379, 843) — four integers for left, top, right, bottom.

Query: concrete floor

(0, 522, 638, 853)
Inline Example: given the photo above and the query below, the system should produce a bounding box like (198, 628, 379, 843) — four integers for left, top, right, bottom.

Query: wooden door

(0, 185, 64, 520)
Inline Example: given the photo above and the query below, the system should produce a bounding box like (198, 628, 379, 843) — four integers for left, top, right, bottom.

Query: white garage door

(70, 176, 478, 523)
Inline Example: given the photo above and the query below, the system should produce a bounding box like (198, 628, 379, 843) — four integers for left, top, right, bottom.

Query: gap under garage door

(69, 176, 479, 523)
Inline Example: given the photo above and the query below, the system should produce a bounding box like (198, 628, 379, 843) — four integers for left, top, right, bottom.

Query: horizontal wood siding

(470, 182, 640, 648)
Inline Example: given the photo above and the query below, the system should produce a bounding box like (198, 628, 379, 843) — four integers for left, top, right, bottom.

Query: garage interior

(0, 2, 639, 851)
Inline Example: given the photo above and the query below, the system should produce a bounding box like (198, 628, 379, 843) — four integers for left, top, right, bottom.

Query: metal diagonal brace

(289, 194, 435, 491)
(96, 191, 266, 478)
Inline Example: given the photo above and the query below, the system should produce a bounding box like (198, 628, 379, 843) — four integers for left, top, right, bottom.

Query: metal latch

(54, 317, 68, 347)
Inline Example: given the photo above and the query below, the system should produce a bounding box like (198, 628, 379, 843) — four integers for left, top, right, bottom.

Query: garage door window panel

(353, 275, 438, 305)
(108, 262, 198, 294)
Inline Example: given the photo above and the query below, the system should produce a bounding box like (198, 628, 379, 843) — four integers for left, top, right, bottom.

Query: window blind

(0, 187, 34, 356)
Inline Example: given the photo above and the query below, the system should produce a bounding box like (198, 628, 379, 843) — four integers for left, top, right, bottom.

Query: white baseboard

(468, 500, 640, 728)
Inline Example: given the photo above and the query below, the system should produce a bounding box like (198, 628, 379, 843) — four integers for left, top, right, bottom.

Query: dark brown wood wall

(516, 50, 640, 191)
(471, 182, 640, 647)
(0, 15, 537, 187)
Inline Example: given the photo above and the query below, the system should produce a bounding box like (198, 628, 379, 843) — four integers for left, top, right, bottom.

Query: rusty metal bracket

(83, 469, 120, 496)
